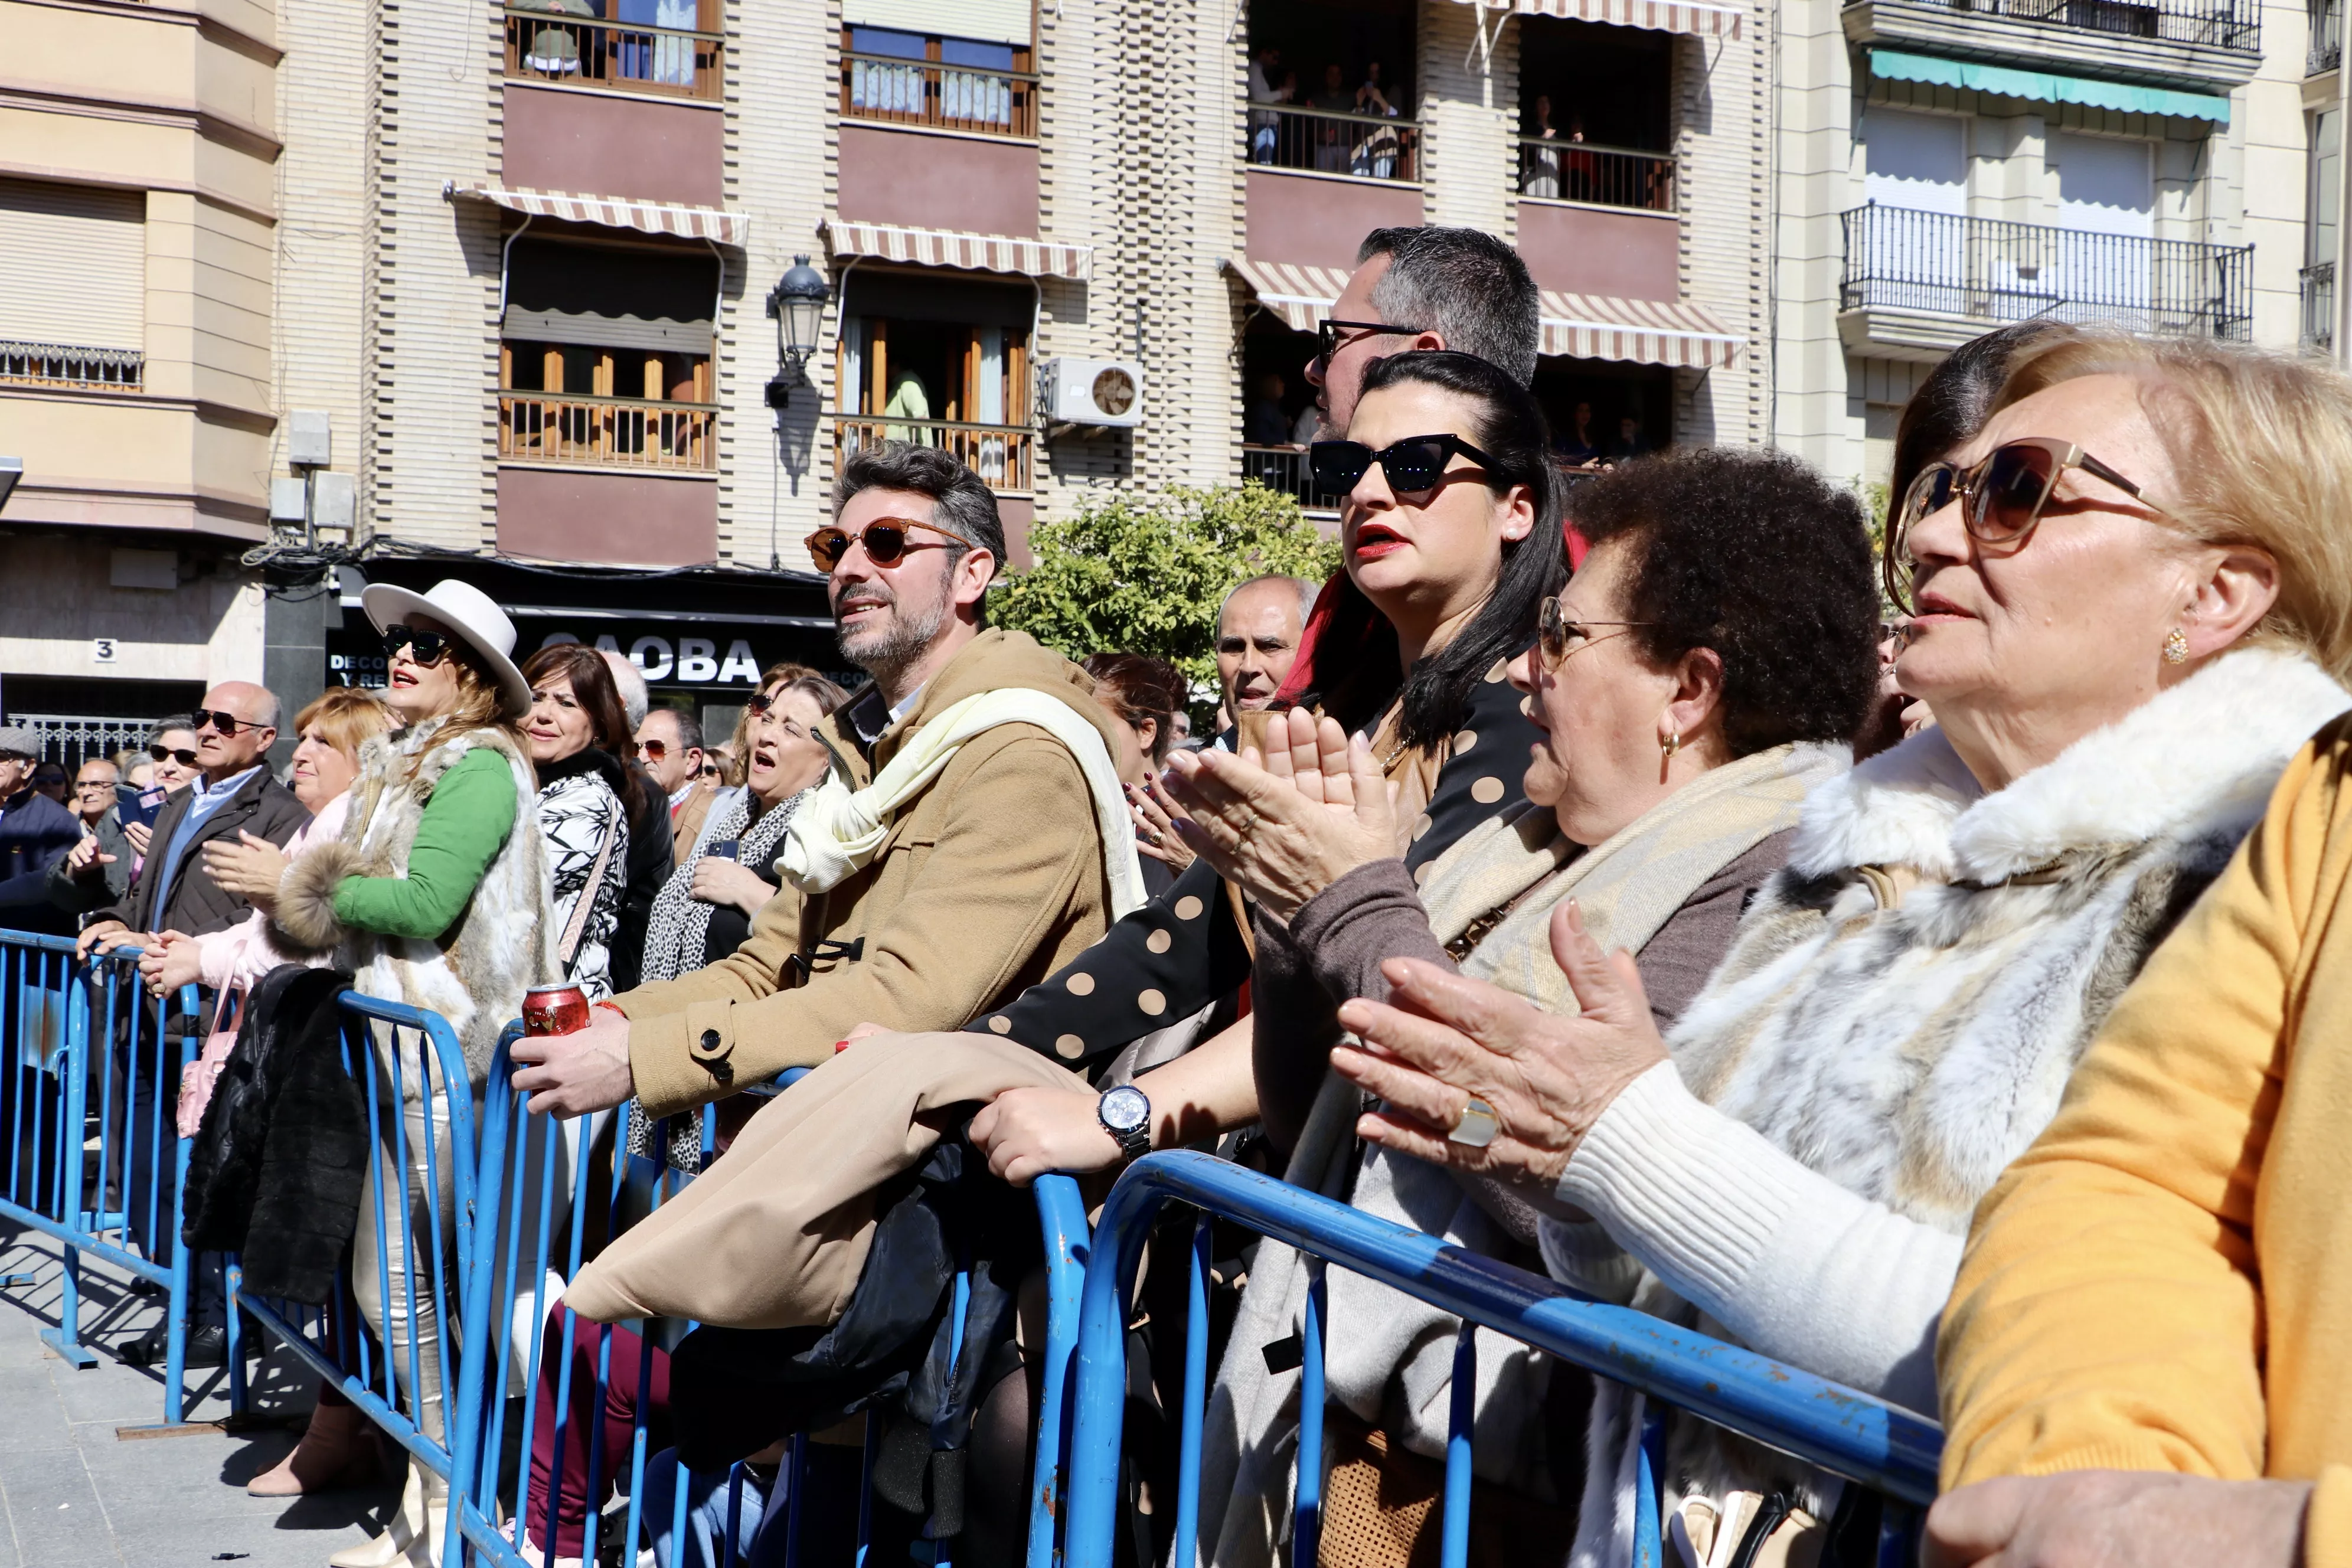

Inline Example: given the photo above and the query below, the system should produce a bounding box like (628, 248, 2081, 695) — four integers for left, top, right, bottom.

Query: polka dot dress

(964, 652, 1547, 1076)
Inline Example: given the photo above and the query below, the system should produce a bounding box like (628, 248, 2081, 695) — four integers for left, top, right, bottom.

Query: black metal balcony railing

(1841, 204, 2253, 340)
(1517, 138, 1676, 213)
(842, 49, 1038, 138)
(1247, 104, 1421, 182)
(2314, 0, 2342, 70)
(2305, 262, 2336, 349)
(0, 340, 143, 390)
(1242, 446, 1347, 512)
(504, 6, 723, 99)
(1870, 0, 2260, 50)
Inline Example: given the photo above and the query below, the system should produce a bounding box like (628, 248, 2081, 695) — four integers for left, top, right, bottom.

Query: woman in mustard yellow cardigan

(1930, 713, 2352, 1567)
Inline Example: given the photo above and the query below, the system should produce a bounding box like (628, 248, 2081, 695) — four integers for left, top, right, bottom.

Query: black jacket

(0, 786, 82, 936)
(181, 963, 365, 1303)
(95, 768, 311, 938)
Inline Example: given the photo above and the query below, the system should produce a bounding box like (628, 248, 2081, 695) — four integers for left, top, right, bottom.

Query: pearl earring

(2163, 627, 2189, 665)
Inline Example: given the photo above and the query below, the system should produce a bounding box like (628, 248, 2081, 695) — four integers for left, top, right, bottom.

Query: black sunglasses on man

(1314, 317, 1423, 362)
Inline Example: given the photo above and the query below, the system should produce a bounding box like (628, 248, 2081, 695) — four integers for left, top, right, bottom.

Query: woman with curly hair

(1156, 444, 1883, 1566)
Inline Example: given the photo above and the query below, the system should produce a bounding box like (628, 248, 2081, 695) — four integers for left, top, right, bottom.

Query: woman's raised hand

(1328, 900, 1670, 1186)
(1161, 707, 1397, 925)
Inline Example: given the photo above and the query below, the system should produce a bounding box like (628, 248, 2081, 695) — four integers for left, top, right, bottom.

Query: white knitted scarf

(777, 687, 1148, 921)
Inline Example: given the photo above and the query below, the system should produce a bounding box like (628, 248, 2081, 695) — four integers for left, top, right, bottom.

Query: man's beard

(835, 579, 949, 684)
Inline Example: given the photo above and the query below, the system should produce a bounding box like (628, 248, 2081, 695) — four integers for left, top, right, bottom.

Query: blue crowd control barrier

(0, 929, 203, 1422)
(1064, 1151, 1946, 1568)
(231, 989, 479, 1502)
(445, 1030, 1095, 1568)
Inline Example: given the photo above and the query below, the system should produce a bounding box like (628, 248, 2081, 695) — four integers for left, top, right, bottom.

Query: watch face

(1100, 1085, 1151, 1133)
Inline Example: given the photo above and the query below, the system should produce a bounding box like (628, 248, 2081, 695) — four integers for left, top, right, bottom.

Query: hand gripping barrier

(441, 1033, 1095, 1568)
(0, 929, 204, 1423)
(1061, 1151, 1948, 1568)
(230, 989, 480, 1500)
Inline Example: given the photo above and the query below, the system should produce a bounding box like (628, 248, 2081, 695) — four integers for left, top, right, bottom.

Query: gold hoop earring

(2163, 627, 2190, 665)
(1661, 730, 1682, 759)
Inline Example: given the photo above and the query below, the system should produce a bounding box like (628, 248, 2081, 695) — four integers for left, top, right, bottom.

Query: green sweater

(332, 747, 520, 940)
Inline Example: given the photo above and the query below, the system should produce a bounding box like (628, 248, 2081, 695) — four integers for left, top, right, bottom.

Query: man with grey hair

(1213, 573, 1317, 734)
(600, 647, 652, 731)
(1303, 225, 1541, 439)
(515, 441, 1133, 1135)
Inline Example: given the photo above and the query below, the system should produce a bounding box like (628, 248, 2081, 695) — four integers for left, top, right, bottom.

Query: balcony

(499, 391, 717, 470)
(1249, 104, 1420, 183)
(1843, 0, 2260, 94)
(1840, 204, 2251, 360)
(1, 341, 143, 391)
(1242, 446, 1346, 516)
(2315, 0, 2341, 71)
(831, 415, 1033, 493)
(503, 6, 723, 100)
(1517, 140, 1674, 213)
(2305, 262, 2335, 350)
(842, 48, 1037, 139)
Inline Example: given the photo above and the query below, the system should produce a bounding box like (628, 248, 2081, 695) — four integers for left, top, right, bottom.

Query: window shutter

(0, 179, 145, 352)
(842, 0, 1031, 45)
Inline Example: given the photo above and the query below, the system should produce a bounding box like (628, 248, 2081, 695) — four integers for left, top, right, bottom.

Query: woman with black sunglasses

(1293, 326, 2352, 1566)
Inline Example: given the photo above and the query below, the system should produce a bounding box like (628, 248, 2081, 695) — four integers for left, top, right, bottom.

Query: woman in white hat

(273, 577, 556, 1567)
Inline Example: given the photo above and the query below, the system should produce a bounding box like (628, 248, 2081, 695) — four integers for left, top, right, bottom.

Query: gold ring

(1448, 1096, 1499, 1148)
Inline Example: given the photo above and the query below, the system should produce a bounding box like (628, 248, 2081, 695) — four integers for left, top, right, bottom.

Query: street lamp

(764, 255, 830, 411)
(0, 456, 20, 512)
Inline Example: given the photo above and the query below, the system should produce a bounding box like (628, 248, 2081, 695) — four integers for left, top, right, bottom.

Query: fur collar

(1789, 648, 2348, 883)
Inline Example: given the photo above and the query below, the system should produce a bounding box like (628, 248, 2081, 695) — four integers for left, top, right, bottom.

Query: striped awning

(1223, 258, 1353, 332)
(1538, 290, 1743, 368)
(1448, 0, 1741, 41)
(444, 182, 749, 246)
(822, 220, 1095, 282)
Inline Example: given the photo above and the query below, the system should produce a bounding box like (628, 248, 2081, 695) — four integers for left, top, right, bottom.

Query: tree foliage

(992, 481, 1341, 709)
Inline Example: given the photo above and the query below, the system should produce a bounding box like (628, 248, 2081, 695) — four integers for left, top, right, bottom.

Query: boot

(328, 1460, 449, 1568)
(250, 1398, 383, 1497)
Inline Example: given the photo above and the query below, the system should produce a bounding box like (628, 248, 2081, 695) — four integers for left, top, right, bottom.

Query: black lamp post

(764, 256, 830, 411)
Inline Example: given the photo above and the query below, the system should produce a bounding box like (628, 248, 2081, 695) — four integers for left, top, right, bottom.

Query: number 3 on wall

(92, 638, 118, 664)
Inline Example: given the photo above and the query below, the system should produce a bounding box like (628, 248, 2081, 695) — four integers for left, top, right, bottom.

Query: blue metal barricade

(1063, 1151, 1946, 1568)
(231, 989, 481, 1506)
(0, 929, 203, 1423)
(447, 1033, 1095, 1568)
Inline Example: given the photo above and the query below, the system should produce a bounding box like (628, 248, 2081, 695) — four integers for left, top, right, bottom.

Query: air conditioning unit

(1038, 358, 1144, 427)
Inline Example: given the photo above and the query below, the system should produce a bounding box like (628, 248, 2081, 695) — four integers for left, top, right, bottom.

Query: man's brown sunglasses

(807, 517, 978, 574)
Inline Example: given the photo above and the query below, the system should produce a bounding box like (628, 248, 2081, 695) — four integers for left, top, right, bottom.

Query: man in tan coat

(513, 443, 1123, 1118)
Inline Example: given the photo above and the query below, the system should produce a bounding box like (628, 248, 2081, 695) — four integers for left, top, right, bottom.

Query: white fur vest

(1571, 647, 2348, 1567)
(279, 719, 556, 1084)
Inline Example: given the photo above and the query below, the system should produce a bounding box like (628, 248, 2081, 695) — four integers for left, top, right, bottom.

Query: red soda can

(522, 982, 590, 1036)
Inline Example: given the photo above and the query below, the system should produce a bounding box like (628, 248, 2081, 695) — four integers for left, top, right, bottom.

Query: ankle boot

(328, 1460, 447, 1568)
(251, 1399, 383, 1497)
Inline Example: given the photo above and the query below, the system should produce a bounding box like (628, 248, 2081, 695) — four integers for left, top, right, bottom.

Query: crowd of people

(5, 216, 2352, 1568)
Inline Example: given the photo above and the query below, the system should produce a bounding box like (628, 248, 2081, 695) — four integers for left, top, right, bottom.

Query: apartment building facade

(0, 0, 291, 756)
(1772, 0, 2316, 486)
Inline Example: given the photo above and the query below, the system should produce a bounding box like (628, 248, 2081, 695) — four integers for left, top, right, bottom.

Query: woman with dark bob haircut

(1153, 445, 1877, 1564)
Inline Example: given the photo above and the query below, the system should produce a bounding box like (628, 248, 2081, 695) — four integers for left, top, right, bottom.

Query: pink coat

(175, 790, 351, 1137)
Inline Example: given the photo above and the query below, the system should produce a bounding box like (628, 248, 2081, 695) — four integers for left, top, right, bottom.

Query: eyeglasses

(149, 745, 200, 766)
(1314, 318, 1421, 361)
(698, 763, 721, 779)
(639, 739, 668, 760)
(1886, 437, 2157, 612)
(381, 623, 452, 665)
(1536, 597, 1658, 667)
(806, 517, 978, 574)
(73, 779, 116, 793)
(1311, 434, 1501, 496)
(191, 708, 266, 737)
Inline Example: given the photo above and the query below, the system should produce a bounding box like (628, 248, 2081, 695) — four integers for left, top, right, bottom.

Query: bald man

(78, 681, 311, 956)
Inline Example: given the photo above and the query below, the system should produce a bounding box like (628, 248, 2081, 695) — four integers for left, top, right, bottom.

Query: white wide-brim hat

(360, 577, 534, 719)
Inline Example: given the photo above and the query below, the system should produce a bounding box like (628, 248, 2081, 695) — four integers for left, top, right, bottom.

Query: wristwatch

(1096, 1084, 1153, 1162)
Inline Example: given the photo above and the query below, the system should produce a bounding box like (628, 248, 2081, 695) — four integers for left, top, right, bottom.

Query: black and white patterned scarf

(637, 784, 805, 986)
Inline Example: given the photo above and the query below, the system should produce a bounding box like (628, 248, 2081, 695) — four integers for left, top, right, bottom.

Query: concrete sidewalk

(0, 1223, 400, 1568)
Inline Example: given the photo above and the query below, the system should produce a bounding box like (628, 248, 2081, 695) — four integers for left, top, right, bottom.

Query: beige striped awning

(1448, 0, 1741, 40)
(1223, 259, 1354, 333)
(1539, 291, 1743, 368)
(822, 220, 1095, 282)
(445, 182, 750, 246)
